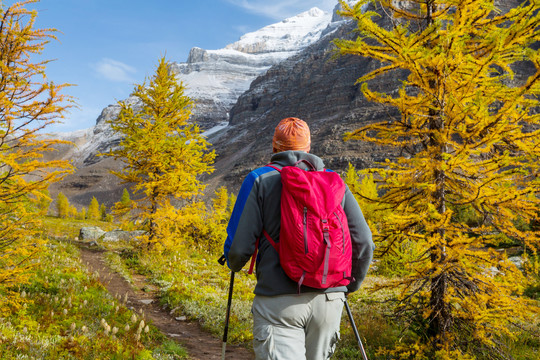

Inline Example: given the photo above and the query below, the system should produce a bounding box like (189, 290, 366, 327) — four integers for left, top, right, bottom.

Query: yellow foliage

(103, 57, 215, 244)
(88, 196, 100, 220)
(0, 0, 73, 308)
(336, 0, 540, 356)
(139, 187, 235, 254)
(56, 192, 70, 218)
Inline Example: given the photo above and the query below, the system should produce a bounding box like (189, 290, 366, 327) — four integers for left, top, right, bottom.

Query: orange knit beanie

(272, 117, 311, 153)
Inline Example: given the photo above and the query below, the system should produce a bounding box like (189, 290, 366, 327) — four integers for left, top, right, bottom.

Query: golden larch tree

(105, 56, 215, 245)
(88, 196, 100, 220)
(336, 0, 540, 357)
(0, 0, 73, 311)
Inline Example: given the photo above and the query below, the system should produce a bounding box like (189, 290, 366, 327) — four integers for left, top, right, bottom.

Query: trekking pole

(222, 271, 234, 360)
(344, 298, 369, 360)
(218, 255, 234, 360)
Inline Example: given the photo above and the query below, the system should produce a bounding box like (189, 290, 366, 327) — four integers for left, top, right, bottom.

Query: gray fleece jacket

(224, 150, 374, 296)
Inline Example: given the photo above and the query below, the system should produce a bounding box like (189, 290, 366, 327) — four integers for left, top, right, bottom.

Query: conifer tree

(112, 188, 132, 221)
(68, 205, 77, 218)
(105, 57, 215, 244)
(120, 188, 131, 207)
(0, 1, 72, 308)
(100, 203, 107, 221)
(336, 0, 540, 357)
(78, 207, 87, 220)
(344, 164, 382, 225)
(88, 196, 100, 220)
(56, 192, 70, 219)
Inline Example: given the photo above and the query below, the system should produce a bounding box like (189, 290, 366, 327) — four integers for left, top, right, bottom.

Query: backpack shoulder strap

(248, 230, 278, 274)
(266, 163, 281, 172)
(268, 160, 319, 172)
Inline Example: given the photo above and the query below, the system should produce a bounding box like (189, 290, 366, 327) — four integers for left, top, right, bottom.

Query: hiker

(223, 117, 375, 360)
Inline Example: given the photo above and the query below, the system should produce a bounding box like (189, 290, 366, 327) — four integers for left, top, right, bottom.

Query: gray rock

(100, 229, 146, 242)
(508, 256, 525, 269)
(79, 226, 106, 241)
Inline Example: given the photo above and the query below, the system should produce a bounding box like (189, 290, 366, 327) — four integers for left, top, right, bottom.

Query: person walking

(223, 117, 375, 360)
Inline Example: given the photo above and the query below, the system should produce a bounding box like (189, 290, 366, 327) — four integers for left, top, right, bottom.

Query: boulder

(100, 229, 146, 242)
(79, 226, 106, 241)
(508, 256, 525, 270)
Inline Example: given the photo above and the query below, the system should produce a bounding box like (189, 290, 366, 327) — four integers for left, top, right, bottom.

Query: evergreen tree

(120, 188, 131, 206)
(78, 207, 87, 220)
(336, 0, 540, 357)
(112, 188, 132, 221)
(88, 196, 100, 220)
(344, 164, 382, 225)
(104, 56, 215, 245)
(68, 205, 77, 218)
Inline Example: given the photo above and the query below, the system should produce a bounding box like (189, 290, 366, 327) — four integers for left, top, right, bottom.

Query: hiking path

(79, 246, 254, 360)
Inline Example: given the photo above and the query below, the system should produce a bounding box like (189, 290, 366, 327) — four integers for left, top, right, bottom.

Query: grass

(104, 251, 135, 285)
(40, 216, 118, 240)
(127, 246, 257, 344)
(19, 215, 540, 359)
(0, 223, 188, 359)
(112, 242, 407, 356)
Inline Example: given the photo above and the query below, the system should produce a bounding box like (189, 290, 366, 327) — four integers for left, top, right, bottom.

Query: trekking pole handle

(344, 298, 369, 360)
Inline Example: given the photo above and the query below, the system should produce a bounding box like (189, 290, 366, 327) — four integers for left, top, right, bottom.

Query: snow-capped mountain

(48, 6, 341, 206)
(62, 7, 334, 165)
(169, 7, 333, 128)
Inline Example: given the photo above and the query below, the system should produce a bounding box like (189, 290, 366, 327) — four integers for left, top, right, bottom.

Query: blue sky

(15, 0, 338, 133)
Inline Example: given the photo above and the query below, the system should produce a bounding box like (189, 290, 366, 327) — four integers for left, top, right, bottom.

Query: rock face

(204, 9, 403, 192)
(169, 7, 333, 130)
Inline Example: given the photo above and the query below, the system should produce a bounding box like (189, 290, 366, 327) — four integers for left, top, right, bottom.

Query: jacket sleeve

(223, 171, 264, 272)
(343, 187, 375, 293)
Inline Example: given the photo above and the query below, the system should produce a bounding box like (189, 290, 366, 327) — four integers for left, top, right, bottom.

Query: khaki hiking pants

(252, 292, 345, 360)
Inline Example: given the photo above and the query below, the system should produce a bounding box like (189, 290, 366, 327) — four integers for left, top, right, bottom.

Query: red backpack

(249, 160, 353, 291)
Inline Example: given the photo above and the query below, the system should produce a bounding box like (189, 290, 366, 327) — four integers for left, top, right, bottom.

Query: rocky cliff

(203, 7, 402, 193)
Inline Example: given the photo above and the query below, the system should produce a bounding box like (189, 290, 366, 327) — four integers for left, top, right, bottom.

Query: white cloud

(92, 58, 137, 83)
(225, 0, 336, 20)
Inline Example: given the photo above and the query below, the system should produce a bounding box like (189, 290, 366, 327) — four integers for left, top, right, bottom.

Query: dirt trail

(79, 246, 254, 360)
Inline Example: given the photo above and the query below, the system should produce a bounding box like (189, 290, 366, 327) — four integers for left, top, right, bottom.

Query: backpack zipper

(303, 207, 308, 254)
